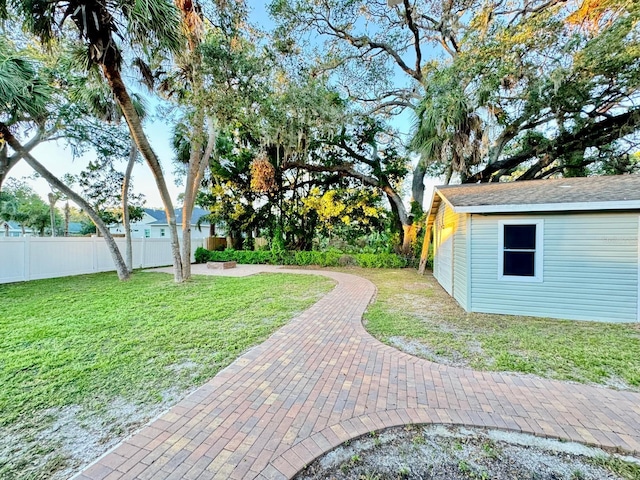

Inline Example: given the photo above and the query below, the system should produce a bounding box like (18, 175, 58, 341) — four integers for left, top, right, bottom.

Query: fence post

(141, 236, 146, 269)
(23, 236, 31, 282)
(92, 235, 98, 272)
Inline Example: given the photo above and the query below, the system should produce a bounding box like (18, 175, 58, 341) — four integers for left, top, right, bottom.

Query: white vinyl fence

(0, 236, 204, 284)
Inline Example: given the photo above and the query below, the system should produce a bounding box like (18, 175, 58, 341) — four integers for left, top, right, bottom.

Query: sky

(8, 118, 180, 209)
(5, 1, 440, 211)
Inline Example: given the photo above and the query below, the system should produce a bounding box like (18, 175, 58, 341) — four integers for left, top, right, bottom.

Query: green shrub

(194, 247, 211, 264)
(338, 254, 356, 266)
(355, 253, 408, 268)
(194, 247, 409, 268)
(292, 251, 342, 267)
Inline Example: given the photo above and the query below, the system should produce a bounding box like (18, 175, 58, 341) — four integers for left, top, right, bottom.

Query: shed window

(498, 220, 543, 282)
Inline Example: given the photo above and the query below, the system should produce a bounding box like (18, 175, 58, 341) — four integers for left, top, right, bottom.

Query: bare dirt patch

(0, 395, 180, 480)
(388, 336, 469, 367)
(295, 424, 640, 480)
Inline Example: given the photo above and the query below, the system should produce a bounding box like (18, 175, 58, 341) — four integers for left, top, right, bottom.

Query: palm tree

(69, 73, 148, 273)
(47, 192, 58, 237)
(1, 128, 131, 277)
(172, 0, 218, 280)
(2, 0, 187, 281)
(0, 37, 131, 279)
(411, 86, 485, 184)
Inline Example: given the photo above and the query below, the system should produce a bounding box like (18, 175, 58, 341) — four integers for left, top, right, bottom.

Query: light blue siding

(433, 203, 467, 306)
(469, 213, 638, 322)
(453, 212, 468, 309)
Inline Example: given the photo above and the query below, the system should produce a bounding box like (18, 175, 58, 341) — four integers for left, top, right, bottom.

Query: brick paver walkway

(75, 265, 640, 480)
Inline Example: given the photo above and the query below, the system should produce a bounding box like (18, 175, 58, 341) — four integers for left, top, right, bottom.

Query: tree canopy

(0, 178, 57, 235)
(269, 0, 640, 203)
(412, 0, 640, 183)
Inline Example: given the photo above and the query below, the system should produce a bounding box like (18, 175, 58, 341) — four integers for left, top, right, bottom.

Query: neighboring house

(109, 208, 215, 239)
(0, 221, 33, 237)
(425, 175, 640, 323)
(67, 222, 84, 236)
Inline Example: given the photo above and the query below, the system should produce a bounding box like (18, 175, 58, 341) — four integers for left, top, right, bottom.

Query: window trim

(498, 219, 544, 283)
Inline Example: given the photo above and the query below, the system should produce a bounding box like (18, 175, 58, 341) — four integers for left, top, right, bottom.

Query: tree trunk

(1, 124, 130, 280)
(48, 193, 56, 237)
(0, 145, 8, 190)
(181, 118, 216, 279)
(401, 223, 417, 255)
(64, 201, 70, 236)
(180, 111, 203, 280)
(411, 156, 427, 210)
(417, 223, 433, 275)
(122, 143, 137, 273)
(174, 0, 212, 280)
(232, 231, 243, 250)
(382, 185, 413, 254)
(444, 165, 453, 185)
(100, 63, 184, 282)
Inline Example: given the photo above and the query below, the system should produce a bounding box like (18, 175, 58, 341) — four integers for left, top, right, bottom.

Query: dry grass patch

(348, 268, 640, 390)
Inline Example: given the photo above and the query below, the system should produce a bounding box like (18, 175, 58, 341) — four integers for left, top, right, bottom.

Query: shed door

(435, 221, 454, 296)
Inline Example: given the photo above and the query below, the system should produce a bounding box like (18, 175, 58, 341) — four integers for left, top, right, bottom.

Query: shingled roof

(432, 175, 640, 214)
(143, 208, 211, 225)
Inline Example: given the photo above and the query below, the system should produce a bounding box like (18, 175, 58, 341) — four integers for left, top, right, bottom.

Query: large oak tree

(269, 0, 640, 203)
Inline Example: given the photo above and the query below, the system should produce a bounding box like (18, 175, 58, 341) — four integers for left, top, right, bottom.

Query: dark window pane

(504, 225, 536, 250)
(504, 251, 535, 276)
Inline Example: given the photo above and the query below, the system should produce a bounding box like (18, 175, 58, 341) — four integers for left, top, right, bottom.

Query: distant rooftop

(2, 220, 25, 230)
(144, 208, 211, 225)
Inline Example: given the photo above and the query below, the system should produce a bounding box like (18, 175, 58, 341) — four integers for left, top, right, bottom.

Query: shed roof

(433, 175, 640, 215)
(424, 175, 640, 230)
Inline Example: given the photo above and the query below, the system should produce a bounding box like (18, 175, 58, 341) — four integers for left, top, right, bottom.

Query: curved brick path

(75, 265, 640, 480)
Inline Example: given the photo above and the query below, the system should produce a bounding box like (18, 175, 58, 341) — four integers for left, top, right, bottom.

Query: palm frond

(123, 0, 185, 55)
(130, 92, 147, 120)
(132, 57, 154, 90)
(0, 38, 51, 120)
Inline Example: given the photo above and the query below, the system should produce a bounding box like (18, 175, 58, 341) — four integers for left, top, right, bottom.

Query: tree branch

(0, 122, 129, 279)
(403, 0, 422, 79)
(467, 108, 640, 183)
(284, 161, 380, 187)
(323, 15, 422, 81)
(0, 127, 46, 189)
(365, 99, 415, 115)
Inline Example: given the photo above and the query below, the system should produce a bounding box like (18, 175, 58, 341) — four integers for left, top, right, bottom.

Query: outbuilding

(423, 175, 640, 323)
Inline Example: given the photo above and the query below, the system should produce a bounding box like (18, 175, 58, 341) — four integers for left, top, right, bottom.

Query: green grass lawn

(0, 271, 334, 480)
(356, 268, 640, 389)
